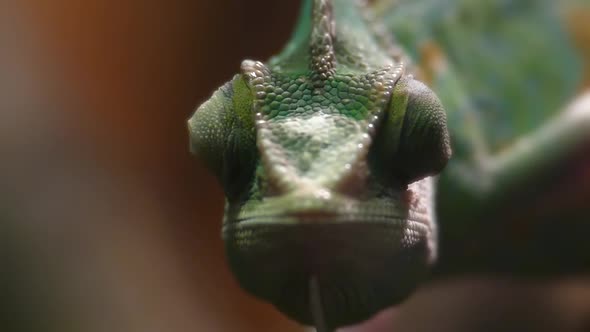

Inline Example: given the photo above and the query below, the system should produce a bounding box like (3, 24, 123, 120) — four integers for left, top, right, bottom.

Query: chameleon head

(188, 0, 451, 328)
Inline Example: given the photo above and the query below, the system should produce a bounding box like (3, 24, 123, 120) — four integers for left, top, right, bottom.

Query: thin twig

(310, 275, 333, 332)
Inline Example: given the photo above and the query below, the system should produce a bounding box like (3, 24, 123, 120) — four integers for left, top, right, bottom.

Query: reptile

(188, 0, 590, 331)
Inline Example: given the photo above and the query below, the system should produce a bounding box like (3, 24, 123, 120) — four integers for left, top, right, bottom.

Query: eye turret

(375, 77, 452, 185)
(188, 75, 258, 201)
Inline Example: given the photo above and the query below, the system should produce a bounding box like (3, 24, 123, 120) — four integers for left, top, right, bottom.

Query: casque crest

(310, 0, 337, 80)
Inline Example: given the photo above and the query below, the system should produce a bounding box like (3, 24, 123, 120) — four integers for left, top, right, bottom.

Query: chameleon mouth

(222, 219, 435, 328)
(223, 179, 436, 327)
(233, 213, 428, 226)
(229, 177, 434, 229)
(231, 195, 432, 226)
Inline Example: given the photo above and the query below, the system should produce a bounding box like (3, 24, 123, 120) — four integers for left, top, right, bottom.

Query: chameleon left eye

(375, 77, 452, 184)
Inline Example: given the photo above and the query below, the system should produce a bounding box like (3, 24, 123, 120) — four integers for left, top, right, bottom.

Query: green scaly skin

(189, 0, 590, 330)
(189, 0, 450, 328)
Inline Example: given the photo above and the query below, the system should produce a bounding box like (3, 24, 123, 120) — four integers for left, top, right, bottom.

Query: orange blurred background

(3, 1, 302, 331)
(2, 1, 590, 332)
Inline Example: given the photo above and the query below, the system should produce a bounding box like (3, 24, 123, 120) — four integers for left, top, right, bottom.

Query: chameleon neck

(269, 0, 393, 75)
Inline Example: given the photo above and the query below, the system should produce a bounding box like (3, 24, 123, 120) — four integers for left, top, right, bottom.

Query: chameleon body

(189, 0, 590, 330)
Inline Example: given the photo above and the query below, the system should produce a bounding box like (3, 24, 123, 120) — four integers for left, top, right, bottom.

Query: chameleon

(188, 0, 590, 330)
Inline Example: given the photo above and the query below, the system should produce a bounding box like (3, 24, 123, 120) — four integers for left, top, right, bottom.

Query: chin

(223, 213, 434, 328)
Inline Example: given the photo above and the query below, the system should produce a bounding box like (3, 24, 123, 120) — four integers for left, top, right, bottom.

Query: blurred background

(1, 1, 589, 332)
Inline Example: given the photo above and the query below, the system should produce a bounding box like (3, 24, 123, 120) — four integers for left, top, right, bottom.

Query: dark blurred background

(2, 1, 589, 332)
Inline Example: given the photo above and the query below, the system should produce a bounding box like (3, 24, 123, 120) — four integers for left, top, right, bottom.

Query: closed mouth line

(232, 214, 427, 226)
(237, 214, 407, 222)
(222, 216, 432, 239)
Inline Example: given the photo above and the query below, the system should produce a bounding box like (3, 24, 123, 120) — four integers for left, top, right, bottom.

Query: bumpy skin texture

(189, 0, 450, 328)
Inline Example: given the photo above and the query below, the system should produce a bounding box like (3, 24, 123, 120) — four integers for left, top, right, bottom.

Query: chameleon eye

(377, 78, 452, 184)
(188, 75, 258, 201)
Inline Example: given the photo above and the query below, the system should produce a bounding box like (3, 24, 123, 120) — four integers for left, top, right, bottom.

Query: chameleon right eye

(188, 75, 258, 202)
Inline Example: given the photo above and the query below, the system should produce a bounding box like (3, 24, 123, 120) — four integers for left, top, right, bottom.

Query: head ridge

(310, 0, 336, 80)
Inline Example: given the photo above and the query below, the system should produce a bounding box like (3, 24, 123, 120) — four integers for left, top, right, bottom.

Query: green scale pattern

(241, 60, 404, 193)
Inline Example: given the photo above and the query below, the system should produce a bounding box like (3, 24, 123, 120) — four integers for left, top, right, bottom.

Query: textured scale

(309, 0, 336, 79)
(242, 60, 404, 193)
